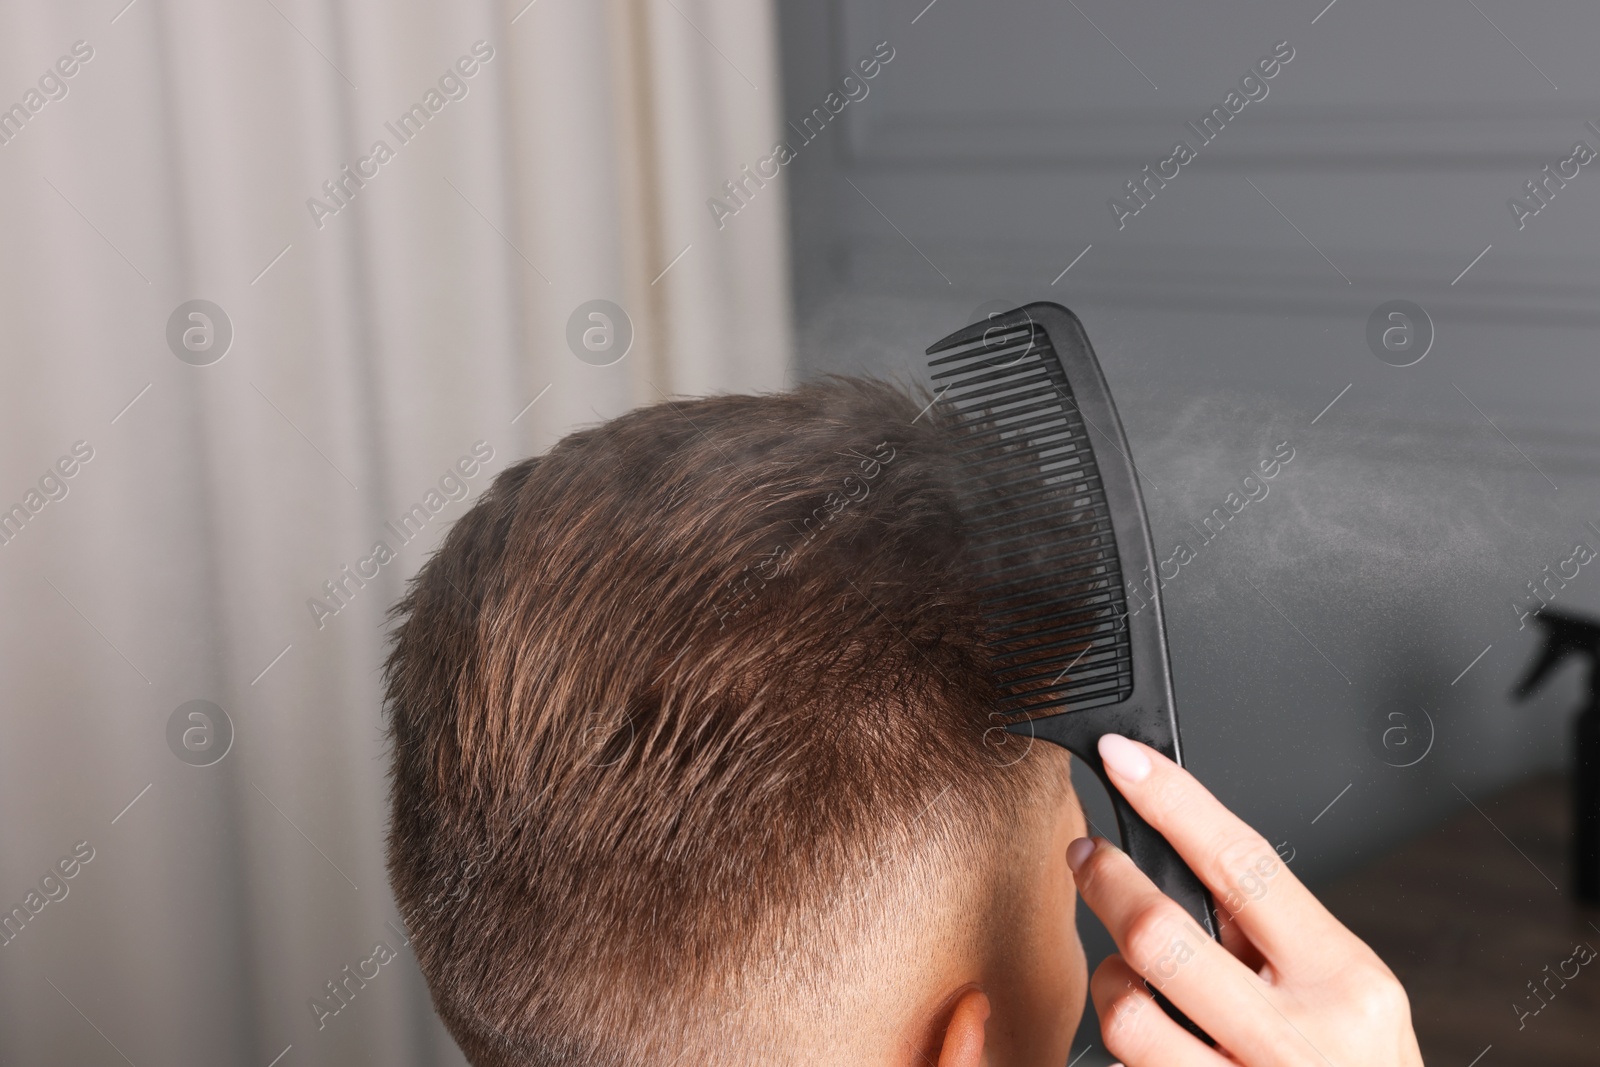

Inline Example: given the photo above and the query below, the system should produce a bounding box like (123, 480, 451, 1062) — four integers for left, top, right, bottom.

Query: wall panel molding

(842, 102, 1600, 173)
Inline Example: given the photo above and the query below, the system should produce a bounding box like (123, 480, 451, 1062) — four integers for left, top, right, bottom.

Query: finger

(1097, 734, 1356, 976)
(1090, 955, 1234, 1067)
(1073, 837, 1298, 1061)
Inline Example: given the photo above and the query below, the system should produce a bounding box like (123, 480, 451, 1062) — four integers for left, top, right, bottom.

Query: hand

(1068, 734, 1424, 1066)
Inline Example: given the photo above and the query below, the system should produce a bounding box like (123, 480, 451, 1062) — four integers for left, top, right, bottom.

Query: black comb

(928, 301, 1218, 1038)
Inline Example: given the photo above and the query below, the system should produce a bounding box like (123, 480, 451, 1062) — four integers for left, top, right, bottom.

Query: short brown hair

(383, 376, 1061, 1064)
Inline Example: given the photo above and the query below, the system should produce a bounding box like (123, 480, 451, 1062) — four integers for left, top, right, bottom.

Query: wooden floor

(1320, 773, 1600, 1065)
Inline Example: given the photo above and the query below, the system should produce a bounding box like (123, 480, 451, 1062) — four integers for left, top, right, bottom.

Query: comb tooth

(940, 372, 1045, 404)
(961, 454, 1098, 487)
(972, 550, 1113, 585)
(996, 639, 1125, 667)
(985, 606, 1121, 638)
(1018, 695, 1125, 718)
(981, 550, 1114, 581)
(982, 578, 1121, 610)
(981, 545, 1117, 580)
(956, 419, 1083, 454)
(966, 471, 1101, 504)
(985, 585, 1117, 619)
(950, 409, 1082, 446)
(950, 378, 1069, 407)
(972, 499, 1107, 534)
(926, 318, 1035, 358)
(951, 411, 1092, 453)
(984, 573, 1118, 602)
(929, 321, 1038, 357)
(997, 694, 1080, 718)
(983, 539, 1119, 578)
(976, 507, 1110, 545)
(995, 648, 1128, 684)
(979, 571, 1118, 608)
(942, 357, 1050, 384)
(954, 426, 1078, 460)
(997, 647, 1131, 687)
(980, 548, 1116, 585)
(966, 494, 1103, 527)
(1002, 664, 1132, 695)
(1064, 676, 1136, 702)
(986, 606, 1126, 648)
(936, 364, 1039, 392)
(983, 534, 1114, 564)
(970, 452, 1096, 477)
(976, 492, 1105, 525)
(931, 346, 1045, 383)
(1001, 667, 1132, 700)
(979, 525, 1114, 560)
(983, 425, 1091, 449)
(976, 509, 1112, 552)
(979, 588, 1120, 630)
(940, 353, 1053, 390)
(935, 328, 1041, 363)
(944, 378, 1059, 415)
(962, 466, 1101, 503)
(950, 355, 1060, 387)
(1019, 664, 1133, 696)
(1002, 676, 1130, 713)
(979, 519, 1104, 550)
(1033, 458, 1095, 478)
(989, 619, 1125, 653)
(1028, 426, 1091, 447)
(983, 536, 1112, 573)
(985, 599, 1117, 628)
(993, 636, 1122, 664)
(994, 633, 1121, 661)
(1026, 437, 1095, 459)
(961, 446, 1098, 483)
(948, 389, 1061, 423)
(937, 352, 1052, 393)
(975, 489, 1103, 515)
(984, 527, 1115, 559)
(950, 409, 1084, 449)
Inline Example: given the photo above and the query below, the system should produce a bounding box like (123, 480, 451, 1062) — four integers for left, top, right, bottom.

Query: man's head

(383, 377, 1089, 1065)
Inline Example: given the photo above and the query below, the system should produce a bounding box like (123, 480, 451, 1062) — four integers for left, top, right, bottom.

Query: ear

(936, 987, 990, 1067)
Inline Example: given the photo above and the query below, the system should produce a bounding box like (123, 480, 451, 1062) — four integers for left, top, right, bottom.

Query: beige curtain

(0, 0, 790, 1063)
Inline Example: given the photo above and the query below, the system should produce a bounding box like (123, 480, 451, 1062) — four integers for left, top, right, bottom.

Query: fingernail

(1066, 836, 1097, 872)
(1099, 734, 1151, 783)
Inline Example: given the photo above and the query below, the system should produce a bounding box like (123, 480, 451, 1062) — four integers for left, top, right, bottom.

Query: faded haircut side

(382, 376, 1063, 1065)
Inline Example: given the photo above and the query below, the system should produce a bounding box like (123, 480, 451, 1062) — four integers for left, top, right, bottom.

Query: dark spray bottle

(1514, 607, 1600, 901)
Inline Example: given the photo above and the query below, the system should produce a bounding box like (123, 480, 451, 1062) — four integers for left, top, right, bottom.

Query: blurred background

(2, 0, 1598, 1063)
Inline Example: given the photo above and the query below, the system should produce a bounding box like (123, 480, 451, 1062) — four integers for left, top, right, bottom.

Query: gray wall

(775, 0, 1600, 1055)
